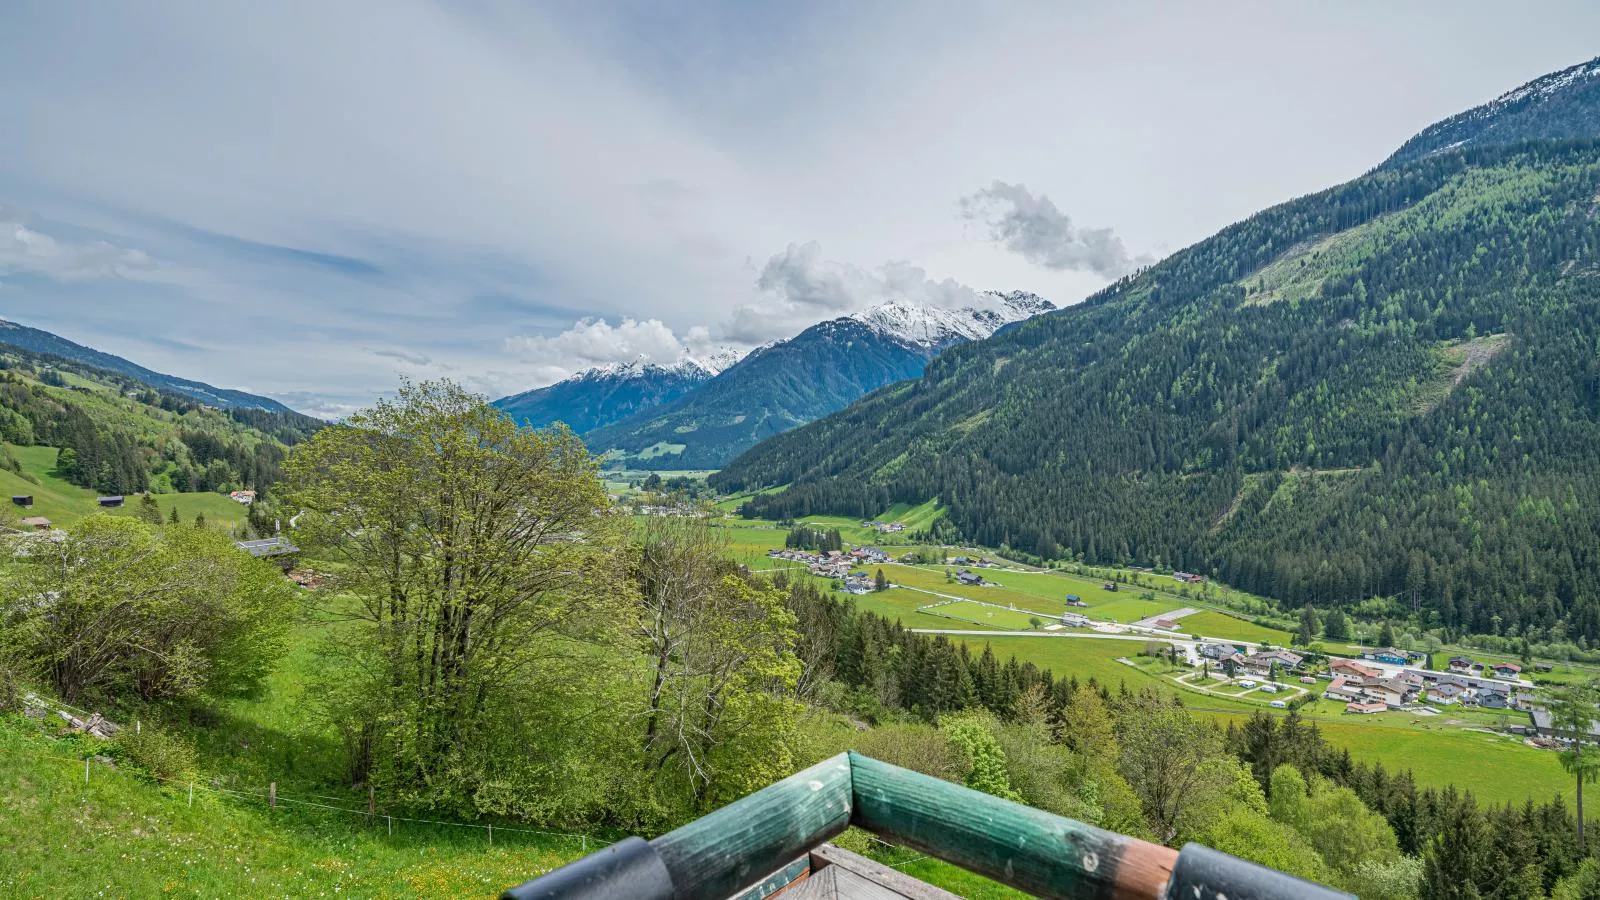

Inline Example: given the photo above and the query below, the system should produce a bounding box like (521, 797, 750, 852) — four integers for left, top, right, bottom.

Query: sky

(1, 2, 1597, 417)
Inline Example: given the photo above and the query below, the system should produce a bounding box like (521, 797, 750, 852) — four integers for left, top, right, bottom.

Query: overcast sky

(1, 1, 1597, 417)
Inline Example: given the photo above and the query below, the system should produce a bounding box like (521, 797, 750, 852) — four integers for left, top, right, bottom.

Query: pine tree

(194, 512, 206, 529)
(167, 506, 180, 525)
(1323, 608, 1350, 641)
(1294, 604, 1319, 646)
(1379, 620, 1396, 648)
(874, 568, 888, 592)
(136, 493, 163, 526)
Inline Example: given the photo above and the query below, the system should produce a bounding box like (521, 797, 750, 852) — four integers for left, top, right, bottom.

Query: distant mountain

(493, 350, 739, 433)
(1385, 55, 1600, 166)
(582, 292, 1053, 468)
(711, 57, 1600, 646)
(0, 318, 298, 413)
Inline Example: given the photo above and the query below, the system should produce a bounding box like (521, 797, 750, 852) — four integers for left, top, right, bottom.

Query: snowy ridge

(1385, 54, 1600, 167)
(1490, 57, 1600, 110)
(577, 346, 743, 383)
(848, 290, 1054, 348)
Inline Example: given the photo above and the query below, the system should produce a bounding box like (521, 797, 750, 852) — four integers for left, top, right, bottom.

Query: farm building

(1346, 701, 1387, 715)
(10, 495, 31, 508)
(229, 490, 257, 504)
(1060, 612, 1091, 628)
(97, 495, 124, 508)
(18, 516, 51, 530)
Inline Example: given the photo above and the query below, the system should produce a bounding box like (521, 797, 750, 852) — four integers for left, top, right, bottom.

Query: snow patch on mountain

(573, 346, 743, 384)
(849, 291, 1054, 347)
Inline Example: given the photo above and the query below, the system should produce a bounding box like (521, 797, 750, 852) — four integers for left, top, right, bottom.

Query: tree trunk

(1580, 768, 1586, 854)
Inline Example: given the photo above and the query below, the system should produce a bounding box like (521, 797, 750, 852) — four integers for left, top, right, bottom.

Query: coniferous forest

(717, 140, 1600, 643)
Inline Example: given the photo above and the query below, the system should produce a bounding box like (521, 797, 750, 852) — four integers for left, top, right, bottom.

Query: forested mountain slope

(0, 344, 320, 500)
(1385, 55, 1600, 166)
(493, 355, 729, 433)
(585, 293, 1051, 468)
(0, 318, 299, 413)
(715, 138, 1600, 641)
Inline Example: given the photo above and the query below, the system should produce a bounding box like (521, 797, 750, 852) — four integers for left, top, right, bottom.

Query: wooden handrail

(503, 752, 1351, 900)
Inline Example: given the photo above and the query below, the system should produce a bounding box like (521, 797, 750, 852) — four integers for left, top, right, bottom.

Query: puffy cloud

(0, 210, 159, 282)
(506, 316, 691, 371)
(960, 181, 1152, 279)
(724, 241, 984, 342)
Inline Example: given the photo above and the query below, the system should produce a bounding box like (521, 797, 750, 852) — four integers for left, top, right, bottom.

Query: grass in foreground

(0, 718, 586, 898)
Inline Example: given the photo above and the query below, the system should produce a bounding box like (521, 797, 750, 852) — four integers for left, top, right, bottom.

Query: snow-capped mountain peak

(848, 292, 1054, 348)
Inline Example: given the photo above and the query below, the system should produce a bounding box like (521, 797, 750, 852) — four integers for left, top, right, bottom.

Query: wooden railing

(502, 751, 1352, 900)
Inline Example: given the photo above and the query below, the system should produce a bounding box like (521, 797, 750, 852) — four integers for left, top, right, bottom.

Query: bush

(115, 727, 197, 782)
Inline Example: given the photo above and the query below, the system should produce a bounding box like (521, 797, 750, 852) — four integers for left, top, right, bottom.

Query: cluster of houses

(1171, 571, 1206, 585)
(1323, 656, 1534, 712)
(860, 520, 907, 534)
(1445, 654, 1531, 681)
(636, 503, 705, 518)
(1199, 643, 1304, 678)
(229, 489, 256, 504)
(768, 545, 890, 579)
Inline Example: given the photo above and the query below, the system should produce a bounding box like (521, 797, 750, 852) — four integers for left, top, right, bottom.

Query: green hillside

(716, 138, 1600, 646)
(0, 344, 318, 531)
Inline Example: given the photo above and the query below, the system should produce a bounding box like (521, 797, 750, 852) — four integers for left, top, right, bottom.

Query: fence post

(269, 782, 276, 809)
(488, 823, 493, 847)
(368, 785, 375, 825)
(582, 835, 587, 852)
(387, 815, 393, 836)
(188, 782, 194, 807)
(84, 758, 90, 784)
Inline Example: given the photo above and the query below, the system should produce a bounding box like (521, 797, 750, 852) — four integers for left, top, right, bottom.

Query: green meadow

(2, 444, 252, 531)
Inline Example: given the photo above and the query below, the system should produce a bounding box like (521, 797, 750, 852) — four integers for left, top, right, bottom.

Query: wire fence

(11, 745, 613, 852)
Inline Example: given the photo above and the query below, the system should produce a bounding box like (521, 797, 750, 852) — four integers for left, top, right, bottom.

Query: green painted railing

(503, 751, 1351, 900)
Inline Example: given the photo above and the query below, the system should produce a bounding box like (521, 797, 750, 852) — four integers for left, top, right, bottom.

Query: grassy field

(0, 719, 588, 898)
(1, 445, 251, 531)
(942, 632, 1574, 808)
(1177, 611, 1291, 644)
(919, 600, 1044, 631)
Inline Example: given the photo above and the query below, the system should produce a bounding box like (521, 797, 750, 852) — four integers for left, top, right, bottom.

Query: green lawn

(1, 445, 250, 532)
(1178, 611, 1293, 644)
(920, 600, 1045, 631)
(0, 719, 587, 898)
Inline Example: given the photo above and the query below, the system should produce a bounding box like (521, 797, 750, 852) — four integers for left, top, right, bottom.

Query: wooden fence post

(488, 823, 493, 847)
(368, 785, 375, 825)
(269, 782, 276, 809)
(84, 758, 90, 784)
(188, 782, 194, 807)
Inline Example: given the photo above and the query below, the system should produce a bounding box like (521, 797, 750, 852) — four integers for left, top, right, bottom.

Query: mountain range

(713, 55, 1600, 643)
(494, 351, 739, 435)
(0, 318, 295, 413)
(494, 291, 1053, 467)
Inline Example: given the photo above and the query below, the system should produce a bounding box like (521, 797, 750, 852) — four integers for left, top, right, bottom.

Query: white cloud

(725, 241, 985, 343)
(505, 317, 692, 381)
(0, 213, 158, 282)
(0, 2, 1594, 411)
(960, 182, 1153, 279)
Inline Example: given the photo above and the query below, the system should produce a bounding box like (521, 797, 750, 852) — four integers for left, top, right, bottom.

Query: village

(766, 535, 1576, 749)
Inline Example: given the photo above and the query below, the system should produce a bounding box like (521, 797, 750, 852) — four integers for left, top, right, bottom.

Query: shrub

(115, 727, 197, 782)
